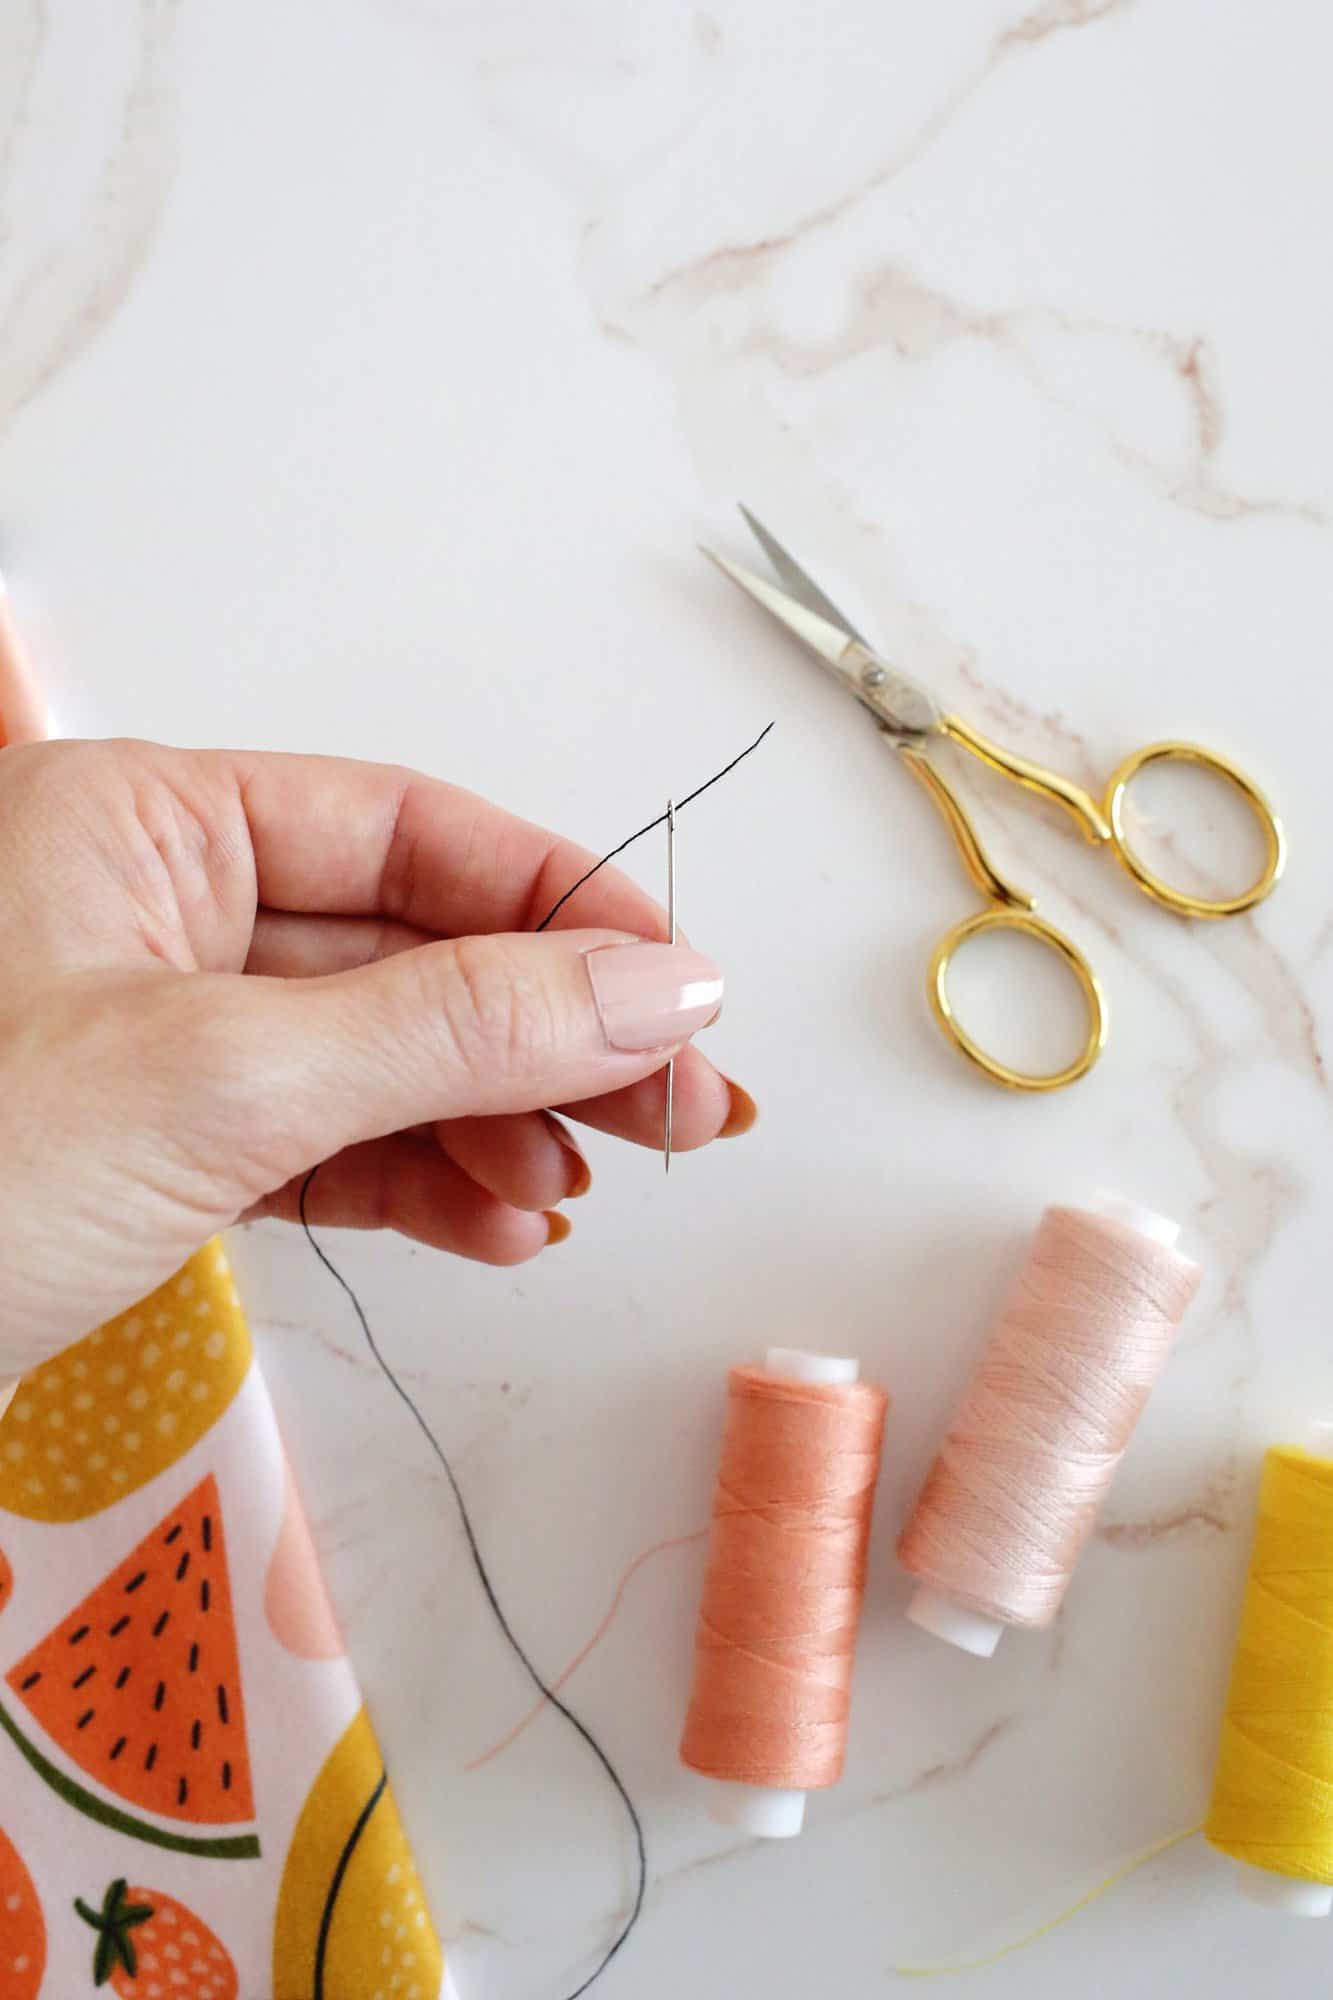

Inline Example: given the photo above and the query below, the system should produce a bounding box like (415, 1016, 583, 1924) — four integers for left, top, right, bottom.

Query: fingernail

(545, 1116, 592, 1198)
(585, 943, 724, 1054)
(544, 1210, 573, 1246)
(719, 1078, 758, 1138)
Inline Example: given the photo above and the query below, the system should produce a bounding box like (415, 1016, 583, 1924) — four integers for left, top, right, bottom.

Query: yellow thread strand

(895, 1825, 1203, 1979)
(1206, 1444, 1333, 1885)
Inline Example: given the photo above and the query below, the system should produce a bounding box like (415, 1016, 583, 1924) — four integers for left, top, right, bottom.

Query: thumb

(229, 928, 723, 1174)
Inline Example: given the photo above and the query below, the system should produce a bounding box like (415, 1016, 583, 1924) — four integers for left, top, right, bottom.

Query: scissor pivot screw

(861, 664, 886, 689)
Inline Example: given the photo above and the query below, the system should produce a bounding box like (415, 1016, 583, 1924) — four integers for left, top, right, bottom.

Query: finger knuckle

(436, 935, 552, 1082)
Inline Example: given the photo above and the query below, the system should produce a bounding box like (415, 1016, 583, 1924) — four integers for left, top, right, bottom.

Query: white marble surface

(5, 2, 1333, 1993)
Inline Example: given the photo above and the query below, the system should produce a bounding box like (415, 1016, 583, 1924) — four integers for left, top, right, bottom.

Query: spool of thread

(0, 572, 50, 747)
(679, 1348, 889, 1838)
(1206, 1425, 1333, 1917)
(898, 1191, 1200, 1658)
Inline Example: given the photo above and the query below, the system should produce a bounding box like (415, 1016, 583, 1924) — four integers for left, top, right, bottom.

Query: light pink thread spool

(899, 1191, 1201, 1658)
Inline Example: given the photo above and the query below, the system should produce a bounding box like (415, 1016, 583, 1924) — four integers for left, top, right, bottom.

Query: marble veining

(4, 3, 1332, 1995)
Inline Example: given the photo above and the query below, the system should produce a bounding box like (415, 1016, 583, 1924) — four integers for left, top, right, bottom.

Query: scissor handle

(1104, 741, 1286, 919)
(927, 907, 1108, 1092)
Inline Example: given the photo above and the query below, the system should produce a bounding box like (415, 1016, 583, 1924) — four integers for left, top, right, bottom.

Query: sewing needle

(664, 797, 676, 1174)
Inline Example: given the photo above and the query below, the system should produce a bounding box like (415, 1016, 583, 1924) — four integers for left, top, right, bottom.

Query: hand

(0, 739, 746, 1371)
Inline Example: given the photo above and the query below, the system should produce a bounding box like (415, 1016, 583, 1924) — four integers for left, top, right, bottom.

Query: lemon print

(273, 1707, 445, 2000)
(0, 1242, 250, 1523)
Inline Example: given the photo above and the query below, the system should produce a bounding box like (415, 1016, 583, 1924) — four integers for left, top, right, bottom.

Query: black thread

(535, 720, 774, 931)
(301, 1174, 646, 1997)
(300, 725, 773, 1995)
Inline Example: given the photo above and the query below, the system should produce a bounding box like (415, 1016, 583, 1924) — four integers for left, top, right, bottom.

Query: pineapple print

(0, 1242, 251, 1523)
(273, 1707, 445, 2000)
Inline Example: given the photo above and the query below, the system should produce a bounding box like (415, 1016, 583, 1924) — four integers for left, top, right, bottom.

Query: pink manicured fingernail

(585, 943, 724, 1053)
(545, 1115, 592, 1198)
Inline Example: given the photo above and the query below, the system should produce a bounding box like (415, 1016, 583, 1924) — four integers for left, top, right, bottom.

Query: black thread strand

(535, 720, 774, 931)
(300, 723, 772, 1996)
(299, 1172, 646, 2000)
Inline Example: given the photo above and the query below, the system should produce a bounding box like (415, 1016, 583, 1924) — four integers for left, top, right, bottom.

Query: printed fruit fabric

(3, 1473, 256, 1848)
(0, 1825, 46, 1998)
(0, 1241, 250, 1523)
(273, 1706, 444, 2000)
(0, 1542, 11, 1613)
(76, 1876, 238, 1997)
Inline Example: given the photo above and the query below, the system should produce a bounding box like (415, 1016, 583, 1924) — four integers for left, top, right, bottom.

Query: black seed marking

(68, 1624, 90, 1644)
(188, 1643, 199, 1674)
(216, 1684, 229, 1726)
(175, 1551, 190, 1582)
(164, 1524, 183, 1545)
(191, 1718, 202, 1751)
(110, 1736, 127, 1761)
(144, 1743, 158, 1772)
(221, 1760, 232, 1791)
(199, 1578, 211, 1614)
(152, 1610, 170, 1639)
(153, 1681, 166, 1713)
(201, 1515, 213, 1553)
(123, 1572, 147, 1595)
(114, 1666, 131, 1690)
(72, 1665, 96, 1690)
(19, 1671, 41, 1691)
(177, 1775, 188, 1807)
(109, 1616, 130, 1638)
(76, 1708, 95, 1730)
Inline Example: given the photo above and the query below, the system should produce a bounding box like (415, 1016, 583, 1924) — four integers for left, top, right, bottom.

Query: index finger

(223, 749, 670, 941)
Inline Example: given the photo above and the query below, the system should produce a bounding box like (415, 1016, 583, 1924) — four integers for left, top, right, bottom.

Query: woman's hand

(0, 739, 745, 1371)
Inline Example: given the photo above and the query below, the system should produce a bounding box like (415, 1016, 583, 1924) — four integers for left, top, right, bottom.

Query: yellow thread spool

(1206, 1433, 1333, 1915)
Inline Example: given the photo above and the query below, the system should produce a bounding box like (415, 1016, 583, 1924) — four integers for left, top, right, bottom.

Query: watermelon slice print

(0, 1474, 260, 1861)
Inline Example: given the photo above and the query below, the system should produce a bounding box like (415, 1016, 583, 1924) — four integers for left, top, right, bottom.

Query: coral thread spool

(898, 1191, 1200, 1657)
(679, 1348, 889, 1838)
(1206, 1425, 1333, 1917)
(0, 571, 50, 747)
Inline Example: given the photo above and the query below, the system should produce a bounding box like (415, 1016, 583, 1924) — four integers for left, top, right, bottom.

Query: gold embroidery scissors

(702, 508, 1286, 1093)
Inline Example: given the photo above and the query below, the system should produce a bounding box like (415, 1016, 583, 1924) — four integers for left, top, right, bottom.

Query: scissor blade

(738, 506, 870, 649)
(700, 546, 861, 676)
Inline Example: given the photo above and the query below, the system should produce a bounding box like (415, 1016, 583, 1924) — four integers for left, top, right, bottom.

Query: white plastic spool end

(763, 1346, 860, 1388)
(1307, 1420, 1333, 1460)
(906, 1586, 1004, 1659)
(1236, 1866, 1333, 1917)
(713, 1781, 807, 1839)
(1088, 1188, 1181, 1249)
(708, 1346, 859, 1839)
